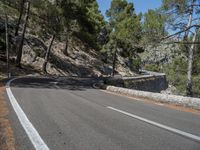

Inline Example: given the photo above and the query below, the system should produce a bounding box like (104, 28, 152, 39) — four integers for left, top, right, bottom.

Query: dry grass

(0, 85, 16, 150)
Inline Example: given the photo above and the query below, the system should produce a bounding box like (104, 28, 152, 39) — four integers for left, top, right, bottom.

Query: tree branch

(163, 41, 200, 45)
(161, 24, 200, 40)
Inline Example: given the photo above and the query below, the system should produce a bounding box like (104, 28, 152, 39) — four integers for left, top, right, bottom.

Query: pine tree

(16, 1, 30, 67)
(105, 0, 143, 76)
(142, 9, 166, 44)
(15, 0, 25, 36)
(161, 0, 200, 96)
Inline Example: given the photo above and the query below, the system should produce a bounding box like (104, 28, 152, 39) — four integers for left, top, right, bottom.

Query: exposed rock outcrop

(140, 42, 186, 65)
(20, 35, 136, 77)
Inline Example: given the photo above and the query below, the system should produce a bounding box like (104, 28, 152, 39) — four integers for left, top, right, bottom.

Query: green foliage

(160, 0, 200, 96)
(104, 0, 143, 71)
(130, 57, 141, 72)
(60, 0, 105, 49)
(106, 0, 129, 26)
(193, 76, 200, 98)
(30, 0, 63, 37)
(106, 0, 142, 46)
(144, 64, 161, 72)
(193, 30, 200, 75)
(160, 0, 194, 31)
(73, 31, 100, 49)
(1, 0, 105, 50)
(162, 58, 187, 95)
(142, 9, 166, 44)
(161, 57, 200, 97)
(82, 0, 105, 49)
(0, 0, 19, 16)
(86, 1, 105, 34)
(161, 0, 188, 13)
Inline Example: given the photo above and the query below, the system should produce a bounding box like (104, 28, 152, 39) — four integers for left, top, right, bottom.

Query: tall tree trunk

(186, 30, 197, 96)
(112, 49, 117, 77)
(184, 0, 195, 96)
(42, 34, 55, 74)
(16, 1, 30, 67)
(64, 27, 72, 56)
(15, 0, 25, 36)
(64, 35, 69, 56)
(5, 13, 10, 78)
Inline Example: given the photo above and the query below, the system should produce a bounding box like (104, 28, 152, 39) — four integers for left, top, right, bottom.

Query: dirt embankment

(0, 84, 15, 150)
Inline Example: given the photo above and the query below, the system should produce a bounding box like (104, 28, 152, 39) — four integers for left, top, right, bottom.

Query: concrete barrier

(106, 86, 200, 110)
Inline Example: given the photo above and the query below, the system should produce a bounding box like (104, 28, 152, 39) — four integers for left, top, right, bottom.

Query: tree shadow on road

(8, 77, 101, 91)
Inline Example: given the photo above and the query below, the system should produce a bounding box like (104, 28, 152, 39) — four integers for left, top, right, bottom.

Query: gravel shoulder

(0, 83, 16, 150)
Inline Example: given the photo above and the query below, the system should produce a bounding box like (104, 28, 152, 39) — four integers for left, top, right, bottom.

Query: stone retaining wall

(105, 70, 168, 92)
(106, 86, 200, 110)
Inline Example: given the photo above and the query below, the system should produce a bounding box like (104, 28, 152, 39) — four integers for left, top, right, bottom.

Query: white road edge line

(6, 78, 49, 150)
(107, 106, 200, 142)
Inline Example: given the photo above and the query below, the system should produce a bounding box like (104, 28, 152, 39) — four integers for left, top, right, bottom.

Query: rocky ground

(140, 42, 186, 65)
(0, 35, 137, 79)
(21, 35, 136, 77)
(0, 60, 41, 80)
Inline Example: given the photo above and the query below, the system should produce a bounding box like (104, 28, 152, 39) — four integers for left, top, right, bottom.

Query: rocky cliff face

(140, 42, 186, 65)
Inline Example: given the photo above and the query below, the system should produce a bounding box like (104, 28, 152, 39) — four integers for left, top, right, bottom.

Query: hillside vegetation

(0, 0, 200, 97)
(0, 0, 140, 78)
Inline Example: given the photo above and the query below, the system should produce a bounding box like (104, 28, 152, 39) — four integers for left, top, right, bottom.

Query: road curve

(5, 77, 200, 150)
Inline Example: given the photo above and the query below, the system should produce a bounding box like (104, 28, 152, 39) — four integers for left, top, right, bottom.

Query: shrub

(144, 64, 161, 72)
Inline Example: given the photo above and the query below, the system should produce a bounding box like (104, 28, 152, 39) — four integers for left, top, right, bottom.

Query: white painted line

(6, 78, 49, 150)
(107, 106, 200, 142)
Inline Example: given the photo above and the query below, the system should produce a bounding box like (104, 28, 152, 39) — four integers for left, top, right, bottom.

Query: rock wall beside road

(105, 71, 168, 93)
(106, 86, 200, 110)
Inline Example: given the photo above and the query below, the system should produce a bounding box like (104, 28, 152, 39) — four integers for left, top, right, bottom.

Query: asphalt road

(5, 77, 200, 150)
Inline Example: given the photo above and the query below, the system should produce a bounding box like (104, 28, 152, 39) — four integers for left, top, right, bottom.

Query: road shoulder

(0, 83, 16, 150)
(103, 90, 200, 115)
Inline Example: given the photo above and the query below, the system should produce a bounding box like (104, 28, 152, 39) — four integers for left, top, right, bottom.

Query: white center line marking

(6, 78, 49, 150)
(107, 106, 200, 142)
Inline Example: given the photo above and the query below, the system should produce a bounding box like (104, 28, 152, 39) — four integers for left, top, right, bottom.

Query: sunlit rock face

(140, 41, 186, 65)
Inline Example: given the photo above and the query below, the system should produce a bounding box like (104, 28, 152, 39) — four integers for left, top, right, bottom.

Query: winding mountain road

(5, 77, 200, 150)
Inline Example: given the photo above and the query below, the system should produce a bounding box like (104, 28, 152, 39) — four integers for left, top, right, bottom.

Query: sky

(97, 0, 162, 17)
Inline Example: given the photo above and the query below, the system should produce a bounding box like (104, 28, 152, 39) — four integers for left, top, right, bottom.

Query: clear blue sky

(97, 0, 162, 17)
